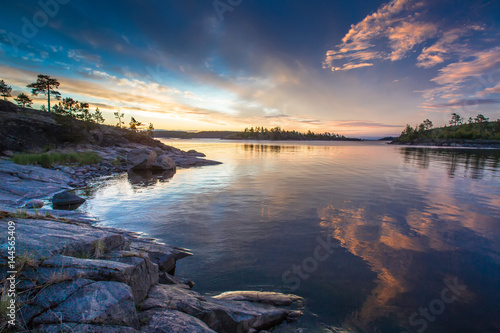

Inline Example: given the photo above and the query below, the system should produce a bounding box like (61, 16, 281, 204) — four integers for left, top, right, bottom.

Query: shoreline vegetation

(391, 114, 500, 148)
(154, 127, 362, 141)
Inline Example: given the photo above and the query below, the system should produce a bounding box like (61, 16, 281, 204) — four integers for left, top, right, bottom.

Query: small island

(391, 114, 500, 147)
(155, 127, 361, 141)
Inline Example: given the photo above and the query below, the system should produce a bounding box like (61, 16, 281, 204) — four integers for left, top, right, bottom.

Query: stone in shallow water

(25, 199, 44, 209)
(52, 191, 86, 210)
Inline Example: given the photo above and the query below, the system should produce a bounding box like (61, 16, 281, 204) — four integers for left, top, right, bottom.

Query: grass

(110, 156, 123, 167)
(11, 151, 102, 168)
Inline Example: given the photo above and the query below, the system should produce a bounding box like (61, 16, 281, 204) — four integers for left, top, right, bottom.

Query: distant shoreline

(390, 139, 500, 148)
(153, 129, 362, 141)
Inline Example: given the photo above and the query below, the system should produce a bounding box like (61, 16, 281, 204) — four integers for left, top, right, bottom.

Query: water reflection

(127, 170, 176, 188)
(400, 147, 500, 179)
(82, 140, 500, 333)
(318, 196, 500, 332)
(242, 144, 299, 154)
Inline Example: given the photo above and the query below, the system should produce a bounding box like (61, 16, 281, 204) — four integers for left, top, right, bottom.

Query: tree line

(230, 126, 358, 141)
(1, 75, 154, 133)
(1, 75, 104, 124)
(397, 113, 500, 142)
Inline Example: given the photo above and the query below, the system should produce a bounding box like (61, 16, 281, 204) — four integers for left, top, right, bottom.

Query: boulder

(127, 149, 157, 170)
(140, 309, 216, 333)
(152, 155, 176, 171)
(52, 191, 86, 210)
(25, 199, 44, 209)
(32, 281, 140, 328)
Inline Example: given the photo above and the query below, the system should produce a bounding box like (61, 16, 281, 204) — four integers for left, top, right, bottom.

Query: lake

(81, 140, 500, 333)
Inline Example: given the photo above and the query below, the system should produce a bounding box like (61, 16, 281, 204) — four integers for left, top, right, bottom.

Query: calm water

(81, 140, 500, 333)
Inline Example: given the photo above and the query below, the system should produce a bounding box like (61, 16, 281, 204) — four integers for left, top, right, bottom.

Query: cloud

(264, 114, 289, 119)
(68, 49, 102, 66)
(479, 82, 500, 96)
(431, 47, 500, 86)
(323, 0, 430, 71)
(421, 46, 500, 107)
(332, 62, 374, 72)
(417, 28, 467, 68)
(422, 98, 500, 109)
(333, 120, 403, 128)
(386, 21, 438, 61)
(323, 0, 488, 73)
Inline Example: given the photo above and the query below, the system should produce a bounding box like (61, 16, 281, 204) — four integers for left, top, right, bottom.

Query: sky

(1, 0, 500, 138)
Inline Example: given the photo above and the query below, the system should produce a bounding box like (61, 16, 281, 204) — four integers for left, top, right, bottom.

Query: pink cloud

(387, 21, 438, 61)
(323, 0, 435, 71)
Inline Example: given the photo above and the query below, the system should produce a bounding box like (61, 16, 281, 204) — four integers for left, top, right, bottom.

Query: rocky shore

(0, 100, 303, 332)
(0, 158, 303, 332)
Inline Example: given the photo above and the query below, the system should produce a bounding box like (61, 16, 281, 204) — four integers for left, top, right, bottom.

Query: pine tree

(27, 74, 61, 111)
(14, 93, 33, 107)
(0, 80, 12, 100)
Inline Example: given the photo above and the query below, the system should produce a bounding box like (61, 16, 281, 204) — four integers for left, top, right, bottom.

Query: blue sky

(1, 0, 499, 137)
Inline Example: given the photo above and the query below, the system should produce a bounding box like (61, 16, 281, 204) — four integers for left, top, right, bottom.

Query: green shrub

(12, 151, 102, 168)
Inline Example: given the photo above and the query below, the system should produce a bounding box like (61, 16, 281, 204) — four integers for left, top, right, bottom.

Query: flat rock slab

(140, 309, 216, 333)
(20, 278, 95, 324)
(0, 218, 126, 263)
(38, 252, 158, 303)
(34, 324, 140, 333)
(32, 281, 139, 328)
(0, 159, 72, 206)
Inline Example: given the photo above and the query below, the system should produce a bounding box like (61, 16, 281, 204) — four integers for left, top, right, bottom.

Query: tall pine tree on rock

(27, 74, 61, 111)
